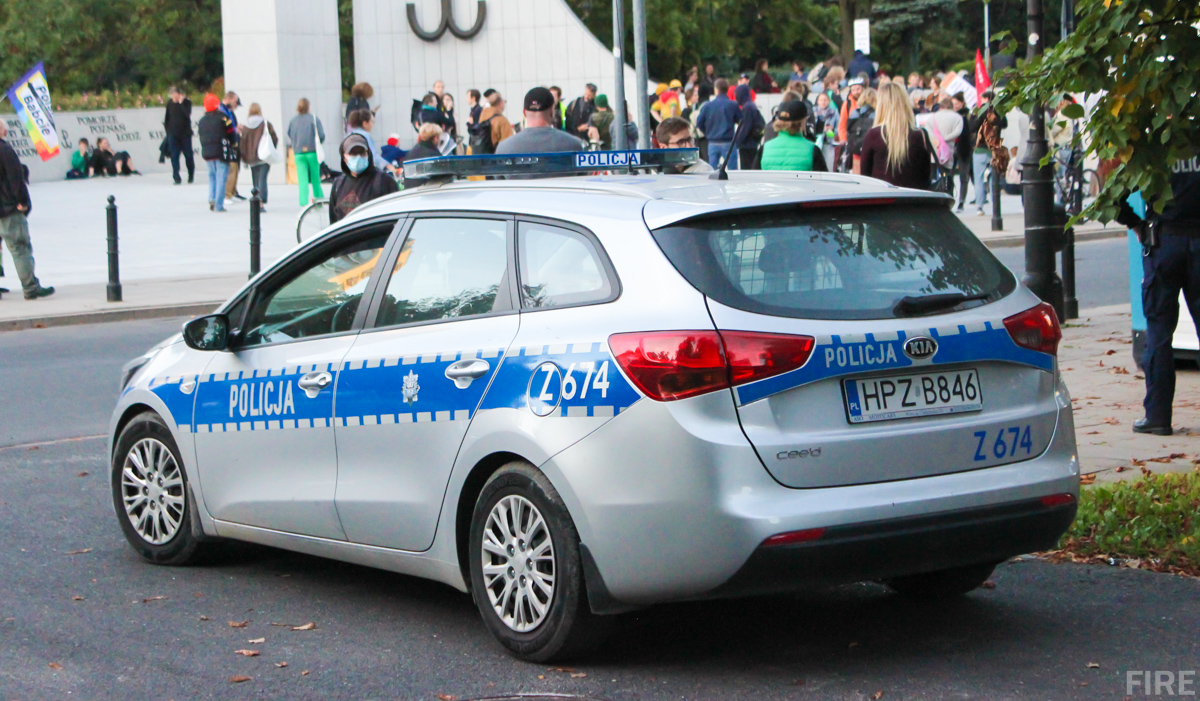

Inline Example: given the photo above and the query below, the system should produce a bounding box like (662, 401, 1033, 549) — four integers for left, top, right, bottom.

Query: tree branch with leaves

(993, 0, 1200, 223)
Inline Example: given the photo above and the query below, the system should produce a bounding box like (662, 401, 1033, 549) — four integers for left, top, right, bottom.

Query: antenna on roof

(711, 116, 755, 181)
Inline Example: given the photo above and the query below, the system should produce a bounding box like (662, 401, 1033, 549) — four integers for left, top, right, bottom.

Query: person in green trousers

(287, 97, 326, 206)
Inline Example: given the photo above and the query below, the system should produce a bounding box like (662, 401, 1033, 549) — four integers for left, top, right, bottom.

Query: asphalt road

(3, 264, 1198, 700)
(990, 237, 1131, 311)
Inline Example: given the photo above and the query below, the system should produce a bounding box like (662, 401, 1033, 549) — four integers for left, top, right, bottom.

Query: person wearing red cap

(197, 93, 236, 212)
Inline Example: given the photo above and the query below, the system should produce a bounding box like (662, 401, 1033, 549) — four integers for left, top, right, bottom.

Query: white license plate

(843, 369, 983, 424)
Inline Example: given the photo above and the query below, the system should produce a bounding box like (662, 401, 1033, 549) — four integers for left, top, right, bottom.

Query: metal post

(1060, 0, 1079, 320)
(984, 0, 991, 70)
(249, 188, 262, 279)
(611, 0, 628, 151)
(106, 195, 122, 302)
(991, 158, 1004, 231)
(1021, 0, 1064, 318)
(631, 0, 651, 148)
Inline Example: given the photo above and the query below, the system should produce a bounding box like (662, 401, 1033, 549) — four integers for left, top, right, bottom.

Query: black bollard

(106, 195, 122, 302)
(991, 162, 1003, 231)
(249, 188, 261, 279)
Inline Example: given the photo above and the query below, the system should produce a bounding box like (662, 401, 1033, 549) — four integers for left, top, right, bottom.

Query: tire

(885, 562, 998, 600)
(468, 461, 609, 662)
(111, 411, 212, 565)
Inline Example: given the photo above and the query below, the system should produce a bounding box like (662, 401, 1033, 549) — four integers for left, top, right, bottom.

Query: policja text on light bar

(401, 148, 698, 182)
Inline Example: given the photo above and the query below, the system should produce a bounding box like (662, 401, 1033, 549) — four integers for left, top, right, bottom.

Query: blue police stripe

(734, 322, 1054, 406)
(477, 343, 641, 417)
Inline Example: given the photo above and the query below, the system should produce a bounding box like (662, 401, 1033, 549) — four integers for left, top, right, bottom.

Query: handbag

(313, 115, 326, 163)
(257, 124, 280, 164)
(923, 129, 952, 194)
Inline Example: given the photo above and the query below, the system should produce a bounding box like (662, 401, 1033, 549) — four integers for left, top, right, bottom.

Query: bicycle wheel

(296, 198, 331, 243)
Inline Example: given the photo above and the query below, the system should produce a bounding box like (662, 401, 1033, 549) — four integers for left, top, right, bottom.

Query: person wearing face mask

(328, 133, 399, 224)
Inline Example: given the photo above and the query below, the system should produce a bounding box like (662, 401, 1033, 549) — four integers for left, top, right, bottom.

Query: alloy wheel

(481, 495, 556, 632)
(120, 438, 186, 545)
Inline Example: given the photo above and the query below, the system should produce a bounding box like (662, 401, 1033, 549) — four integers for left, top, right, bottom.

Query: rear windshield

(651, 203, 1016, 320)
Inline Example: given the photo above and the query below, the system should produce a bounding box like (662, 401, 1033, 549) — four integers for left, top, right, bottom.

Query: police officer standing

(1117, 150, 1200, 435)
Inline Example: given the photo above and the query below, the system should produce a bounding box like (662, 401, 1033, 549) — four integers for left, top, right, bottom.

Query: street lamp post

(1061, 0, 1081, 319)
(611, 0, 628, 150)
(631, 0, 651, 148)
(1021, 0, 1064, 318)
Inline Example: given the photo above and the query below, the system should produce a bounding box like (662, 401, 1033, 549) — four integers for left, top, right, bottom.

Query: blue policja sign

(575, 151, 643, 168)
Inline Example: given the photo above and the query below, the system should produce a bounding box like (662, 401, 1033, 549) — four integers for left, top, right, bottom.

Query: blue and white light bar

(402, 148, 699, 181)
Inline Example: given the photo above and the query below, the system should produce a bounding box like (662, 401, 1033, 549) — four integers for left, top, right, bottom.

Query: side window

(518, 222, 613, 309)
(375, 218, 510, 328)
(240, 230, 390, 347)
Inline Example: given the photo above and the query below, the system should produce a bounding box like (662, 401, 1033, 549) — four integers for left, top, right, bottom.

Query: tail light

(761, 527, 826, 547)
(1040, 493, 1076, 508)
(1003, 302, 1062, 356)
(608, 330, 814, 402)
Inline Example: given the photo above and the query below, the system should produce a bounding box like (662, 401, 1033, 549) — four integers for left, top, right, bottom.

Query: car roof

(340, 171, 949, 230)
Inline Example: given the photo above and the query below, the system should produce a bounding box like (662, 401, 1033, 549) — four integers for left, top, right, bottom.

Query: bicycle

(1053, 147, 1099, 219)
(296, 198, 331, 243)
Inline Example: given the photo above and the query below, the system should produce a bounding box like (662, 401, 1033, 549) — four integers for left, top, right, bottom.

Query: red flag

(975, 49, 992, 94)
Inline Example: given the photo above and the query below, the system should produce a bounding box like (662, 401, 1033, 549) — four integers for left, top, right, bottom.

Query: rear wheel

(111, 412, 212, 565)
(885, 562, 998, 600)
(468, 461, 609, 662)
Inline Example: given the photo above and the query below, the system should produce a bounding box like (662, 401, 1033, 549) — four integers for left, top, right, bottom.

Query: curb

(982, 227, 1126, 249)
(0, 301, 221, 333)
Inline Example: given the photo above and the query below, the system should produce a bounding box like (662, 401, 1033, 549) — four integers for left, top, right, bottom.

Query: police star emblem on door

(402, 371, 420, 405)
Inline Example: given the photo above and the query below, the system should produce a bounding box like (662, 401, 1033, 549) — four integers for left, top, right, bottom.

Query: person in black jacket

(0, 119, 54, 299)
(164, 86, 195, 184)
(1116, 149, 1200, 435)
(197, 93, 235, 212)
(951, 92, 972, 211)
(330, 133, 399, 223)
(564, 84, 597, 139)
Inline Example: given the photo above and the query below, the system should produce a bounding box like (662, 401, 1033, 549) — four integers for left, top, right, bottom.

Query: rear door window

(651, 203, 1015, 320)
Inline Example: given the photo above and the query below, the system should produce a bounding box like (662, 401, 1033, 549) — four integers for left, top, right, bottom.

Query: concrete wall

(6, 109, 187, 184)
(222, 0, 343, 181)
(353, 0, 644, 148)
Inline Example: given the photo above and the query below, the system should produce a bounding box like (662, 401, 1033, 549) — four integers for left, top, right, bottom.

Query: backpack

(847, 108, 875, 156)
(468, 117, 495, 155)
(925, 123, 954, 167)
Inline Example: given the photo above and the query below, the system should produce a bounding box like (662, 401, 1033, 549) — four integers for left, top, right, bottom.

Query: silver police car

(110, 151, 1079, 661)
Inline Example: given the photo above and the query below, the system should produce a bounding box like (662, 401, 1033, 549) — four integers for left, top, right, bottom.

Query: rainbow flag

(6, 62, 60, 162)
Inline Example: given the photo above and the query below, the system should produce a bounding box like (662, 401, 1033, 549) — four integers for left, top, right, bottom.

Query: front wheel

(884, 562, 998, 600)
(111, 412, 212, 565)
(468, 461, 609, 662)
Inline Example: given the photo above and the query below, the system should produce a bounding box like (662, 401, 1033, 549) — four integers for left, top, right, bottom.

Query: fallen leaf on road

(1104, 349, 1116, 355)
(235, 650, 260, 657)
(301, 670, 310, 676)
(65, 548, 92, 555)
(71, 595, 85, 601)
(1132, 458, 1146, 467)
(1102, 418, 1120, 425)
(1087, 662, 1099, 668)
(142, 596, 167, 603)
(871, 691, 883, 699)
(291, 622, 316, 631)
(848, 641, 859, 649)
(980, 580, 997, 589)
(1080, 473, 1097, 485)
(269, 622, 294, 627)
(1085, 431, 1100, 435)
(199, 616, 210, 621)
(1109, 366, 1130, 375)
(48, 662, 63, 670)
(229, 675, 251, 683)
(275, 662, 288, 668)
(550, 667, 576, 673)
(229, 620, 249, 628)
(436, 695, 458, 700)
(570, 672, 587, 679)
(77, 471, 89, 477)
(1116, 466, 1128, 472)
(248, 637, 265, 644)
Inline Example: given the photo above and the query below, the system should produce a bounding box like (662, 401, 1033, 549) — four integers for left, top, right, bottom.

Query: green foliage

(994, 0, 1200, 223)
(0, 0, 222, 96)
(1061, 469, 1200, 574)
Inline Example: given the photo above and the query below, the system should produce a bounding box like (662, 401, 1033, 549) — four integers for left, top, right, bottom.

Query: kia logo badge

(904, 336, 938, 360)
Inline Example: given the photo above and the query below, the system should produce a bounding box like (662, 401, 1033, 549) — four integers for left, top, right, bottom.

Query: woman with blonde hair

(859, 82, 932, 189)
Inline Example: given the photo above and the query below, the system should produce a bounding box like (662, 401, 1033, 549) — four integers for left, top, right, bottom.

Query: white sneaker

(976, 209, 985, 216)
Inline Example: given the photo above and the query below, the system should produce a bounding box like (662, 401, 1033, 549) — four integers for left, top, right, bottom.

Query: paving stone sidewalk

(1060, 305, 1200, 484)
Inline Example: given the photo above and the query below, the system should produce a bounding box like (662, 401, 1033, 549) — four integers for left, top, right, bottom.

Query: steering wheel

(330, 297, 360, 334)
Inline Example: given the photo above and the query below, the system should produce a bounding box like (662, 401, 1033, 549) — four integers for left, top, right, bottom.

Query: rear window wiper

(892, 292, 991, 317)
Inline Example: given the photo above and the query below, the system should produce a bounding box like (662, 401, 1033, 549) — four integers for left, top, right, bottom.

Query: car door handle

(445, 358, 490, 388)
(297, 371, 333, 398)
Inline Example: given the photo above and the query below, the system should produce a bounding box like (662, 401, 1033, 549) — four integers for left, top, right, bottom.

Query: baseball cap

(776, 100, 809, 121)
(848, 77, 865, 87)
(594, 94, 609, 109)
(523, 86, 555, 112)
(669, 79, 682, 89)
(740, 72, 750, 79)
(203, 93, 220, 111)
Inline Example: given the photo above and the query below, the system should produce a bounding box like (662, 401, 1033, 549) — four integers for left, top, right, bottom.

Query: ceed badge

(903, 336, 938, 361)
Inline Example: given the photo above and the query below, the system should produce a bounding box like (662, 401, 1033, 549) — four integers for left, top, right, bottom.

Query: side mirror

(183, 314, 230, 351)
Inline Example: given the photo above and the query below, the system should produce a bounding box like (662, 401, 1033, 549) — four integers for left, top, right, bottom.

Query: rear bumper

(706, 497, 1075, 599)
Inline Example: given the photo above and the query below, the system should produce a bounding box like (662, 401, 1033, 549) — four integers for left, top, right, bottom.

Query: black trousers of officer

(1141, 233, 1200, 425)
